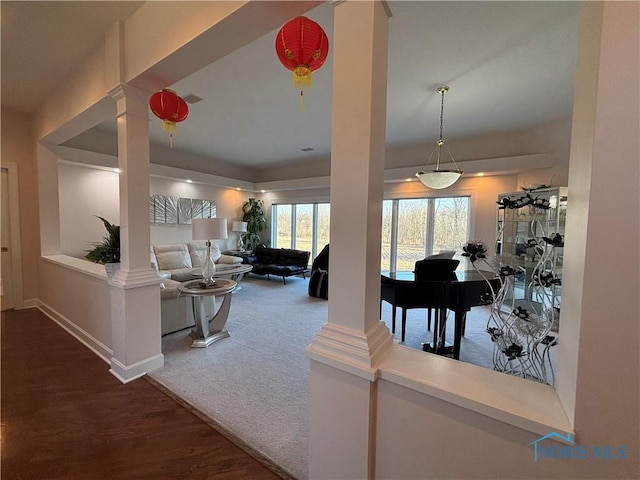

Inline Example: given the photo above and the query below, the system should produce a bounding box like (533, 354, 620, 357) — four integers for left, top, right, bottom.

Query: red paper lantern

(149, 89, 189, 147)
(275, 16, 329, 110)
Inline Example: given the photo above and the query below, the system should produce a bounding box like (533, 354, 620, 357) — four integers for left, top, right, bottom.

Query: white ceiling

(1, 1, 581, 171)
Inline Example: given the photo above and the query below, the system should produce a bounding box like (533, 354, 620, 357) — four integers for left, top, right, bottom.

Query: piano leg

(452, 310, 469, 360)
(392, 305, 396, 334)
(436, 308, 447, 349)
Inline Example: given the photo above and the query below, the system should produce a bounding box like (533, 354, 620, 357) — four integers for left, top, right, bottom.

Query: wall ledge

(379, 344, 574, 438)
(42, 254, 106, 280)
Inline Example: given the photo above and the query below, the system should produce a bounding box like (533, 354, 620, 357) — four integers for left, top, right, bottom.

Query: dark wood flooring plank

(1, 308, 283, 480)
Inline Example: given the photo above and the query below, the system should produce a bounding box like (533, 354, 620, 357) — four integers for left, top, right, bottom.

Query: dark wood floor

(1, 308, 284, 480)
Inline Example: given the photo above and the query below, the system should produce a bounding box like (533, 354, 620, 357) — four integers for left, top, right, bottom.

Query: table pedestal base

(180, 280, 236, 348)
(190, 330, 230, 348)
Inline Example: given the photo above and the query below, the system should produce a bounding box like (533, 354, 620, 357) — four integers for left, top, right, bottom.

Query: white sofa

(152, 241, 242, 335)
(152, 241, 242, 282)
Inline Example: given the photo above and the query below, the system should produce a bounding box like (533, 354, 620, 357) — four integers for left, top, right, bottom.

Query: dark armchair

(308, 244, 329, 299)
(380, 275, 450, 342)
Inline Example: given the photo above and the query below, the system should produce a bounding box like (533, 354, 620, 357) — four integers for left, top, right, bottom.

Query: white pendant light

(415, 86, 463, 189)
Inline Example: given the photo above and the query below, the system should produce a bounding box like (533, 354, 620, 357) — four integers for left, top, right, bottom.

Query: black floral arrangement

(533, 271, 562, 288)
(498, 265, 517, 277)
(487, 327, 503, 342)
(461, 241, 487, 263)
(463, 234, 559, 384)
(531, 196, 551, 209)
(502, 343, 526, 360)
(497, 193, 552, 210)
(513, 306, 530, 320)
(526, 238, 539, 248)
(521, 184, 551, 192)
(542, 233, 564, 247)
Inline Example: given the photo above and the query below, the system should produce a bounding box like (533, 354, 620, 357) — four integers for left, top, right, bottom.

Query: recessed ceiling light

(405, 178, 413, 182)
(300, 147, 314, 152)
(236, 187, 241, 191)
(186, 179, 192, 183)
(477, 172, 485, 177)
(113, 168, 121, 173)
(261, 190, 266, 193)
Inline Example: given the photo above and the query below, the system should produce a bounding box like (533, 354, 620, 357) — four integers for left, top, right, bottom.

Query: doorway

(1, 164, 23, 311)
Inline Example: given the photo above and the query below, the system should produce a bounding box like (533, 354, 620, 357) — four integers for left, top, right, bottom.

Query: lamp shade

(232, 221, 248, 233)
(415, 170, 463, 190)
(192, 218, 228, 240)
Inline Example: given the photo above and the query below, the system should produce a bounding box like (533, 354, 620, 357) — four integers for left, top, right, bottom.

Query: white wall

(58, 163, 120, 258)
(149, 176, 249, 252)
(57, 162, 254, 257)
(38, 257, 113, 357)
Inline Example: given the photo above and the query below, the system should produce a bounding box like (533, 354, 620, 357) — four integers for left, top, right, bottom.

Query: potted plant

(241, 198, 267, 251)
(85, 216, 120, 276)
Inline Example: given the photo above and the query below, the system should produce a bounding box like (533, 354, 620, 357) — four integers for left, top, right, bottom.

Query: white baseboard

(37, 301, 112, 364)
(17, 298, 39, 309)
(110, 354, 164, 384)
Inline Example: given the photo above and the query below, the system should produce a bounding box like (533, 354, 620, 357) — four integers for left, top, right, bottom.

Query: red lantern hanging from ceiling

(275, 16, 329, 111)
(149, 89, 189, 148)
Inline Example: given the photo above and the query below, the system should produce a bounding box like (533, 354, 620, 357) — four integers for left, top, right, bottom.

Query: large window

(272, 196, 469, 272)
(294, 204, 313, 253)
(384, 196, 470, 274)
(272, 202, 330, 262)
(316, 203, 330, 251)
(274, 204, 292, 249)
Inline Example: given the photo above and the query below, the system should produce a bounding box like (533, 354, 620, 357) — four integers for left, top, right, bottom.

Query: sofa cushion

(151, 248, 172, 279)
(218, 254, 243, 265)
(256, 247, 310, 267)
(159, 278, 182, 300)
(151, 249, 159, 272)
(187, 241, 219, 267)
(154, 244, 192, 270)
(309, 269, 328, 299)
(169, 268, 197, 282)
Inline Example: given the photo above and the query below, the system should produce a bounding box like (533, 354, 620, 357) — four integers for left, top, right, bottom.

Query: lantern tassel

(163, 120, 177, 148)
(299, 91, 304, 112)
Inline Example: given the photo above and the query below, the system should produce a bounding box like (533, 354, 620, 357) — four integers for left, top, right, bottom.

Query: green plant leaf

(85, 216, 121, 264)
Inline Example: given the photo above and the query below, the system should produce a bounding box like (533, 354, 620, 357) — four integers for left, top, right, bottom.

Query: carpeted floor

(149, 274, 507, 479)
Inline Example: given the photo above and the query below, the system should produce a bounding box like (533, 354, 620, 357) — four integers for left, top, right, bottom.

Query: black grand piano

(381, 269, 501, 360)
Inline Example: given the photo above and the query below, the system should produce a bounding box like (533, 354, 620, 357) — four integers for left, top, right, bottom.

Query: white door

(1, 167, 14, 310)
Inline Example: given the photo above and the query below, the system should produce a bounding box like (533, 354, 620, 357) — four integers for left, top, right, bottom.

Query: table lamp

(192, 217, 228, 286)
(232, 221, 248, 251)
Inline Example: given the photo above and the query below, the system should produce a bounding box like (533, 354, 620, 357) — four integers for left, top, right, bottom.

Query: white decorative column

(108, 84, 163, 383)
(307, 2, 392, 479)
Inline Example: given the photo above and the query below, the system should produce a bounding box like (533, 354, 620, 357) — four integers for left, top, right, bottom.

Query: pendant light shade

(415, 170, 463, 189)
(415, 86, 463, 189)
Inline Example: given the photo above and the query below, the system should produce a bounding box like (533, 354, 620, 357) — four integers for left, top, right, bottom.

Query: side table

(178, 278, 237, 348)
